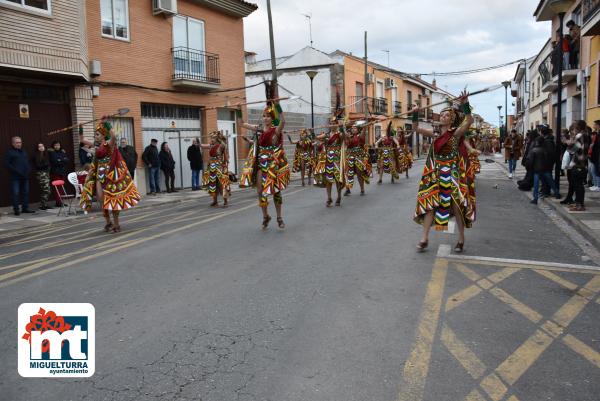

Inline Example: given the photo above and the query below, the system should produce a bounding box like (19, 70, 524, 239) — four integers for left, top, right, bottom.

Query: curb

(494, 160, 600, 252)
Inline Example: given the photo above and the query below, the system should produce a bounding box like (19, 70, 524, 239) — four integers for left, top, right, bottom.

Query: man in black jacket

(589, 120, 600, 191)
(539, 124, 556, 196)
(4, 136, 34, 215)
(142, 139, 160, 195)
(529, 136, 561, 204)
(187, 138, 203, 190)
(119, 137, 138, 179)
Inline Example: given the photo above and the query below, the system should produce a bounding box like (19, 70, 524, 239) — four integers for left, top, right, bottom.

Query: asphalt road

(1, 160, 599, 401)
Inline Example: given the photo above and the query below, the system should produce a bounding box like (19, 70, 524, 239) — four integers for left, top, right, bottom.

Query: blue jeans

(508, 159, 517, 174)
(191, 169, 201, 189)
(10, 178, 29, 212)
(533, 172, 560, 201)
(589, 161, 600, 187)
(149, 167, 161, 193)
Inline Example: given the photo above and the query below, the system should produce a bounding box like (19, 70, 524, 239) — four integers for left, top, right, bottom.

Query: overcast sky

(243, 0, 551, 126)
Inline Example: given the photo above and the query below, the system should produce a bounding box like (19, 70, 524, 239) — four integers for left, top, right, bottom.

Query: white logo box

(18, 303, 95, 378)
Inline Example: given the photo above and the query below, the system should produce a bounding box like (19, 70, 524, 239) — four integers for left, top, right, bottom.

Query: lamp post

(306, 70, 318, 129)
(502, 81, 511, 147)
(497, 105, 502, 138)
(549, 0, 573, 188)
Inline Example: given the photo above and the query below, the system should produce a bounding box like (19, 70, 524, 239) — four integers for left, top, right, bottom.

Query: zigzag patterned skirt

(345, 147, 371, 189)
(203, 157, 230, 197)
(413, 153, 473, 230)
(324, 146, 343, 185)
(293, 149, 315, 172)
(378, 148, 399, 179)
(313, 151, 327, 187)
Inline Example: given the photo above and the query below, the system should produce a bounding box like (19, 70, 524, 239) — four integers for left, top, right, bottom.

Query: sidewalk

(495, 156, 600, 250)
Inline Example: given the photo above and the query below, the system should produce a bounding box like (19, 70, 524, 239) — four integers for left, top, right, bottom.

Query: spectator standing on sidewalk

(48, 140, 69, 207)
(4, 136, 34, 216)
(529, 136, 561, 205)
(142, 139, 160, 195)
(589, 120, 600, 191)
(565, 133, 589, 211)
(187, 138, 204, 191)
(159, 142, 177, 193)
(119, 137, 138, 180)
(518, 130, 538, 191)
(79, 142, 94, 166)
(34, 143, 52, 210)
(504, 130, 522, 179)
(539, 125, 556, 197)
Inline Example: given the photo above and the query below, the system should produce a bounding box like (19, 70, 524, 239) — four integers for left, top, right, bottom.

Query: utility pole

(302, 13, 313, 47)
(364, 31, 369, 140)
(266, 0, 278, 94)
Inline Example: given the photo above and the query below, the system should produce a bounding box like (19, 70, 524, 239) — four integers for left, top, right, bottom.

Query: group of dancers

(78, 90, 480, 252)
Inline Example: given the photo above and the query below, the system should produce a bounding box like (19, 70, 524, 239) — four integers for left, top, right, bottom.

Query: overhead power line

(402, 58, 529, 77)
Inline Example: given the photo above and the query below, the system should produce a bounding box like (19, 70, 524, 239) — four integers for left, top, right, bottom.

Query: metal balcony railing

(393, 101, 402, 115)
(348, 96, 388, 115)
(583, 0, 600, 24)
(539, 44, 580, 86)
(372, 97, 388, 115)
(172, 47, 220, 84)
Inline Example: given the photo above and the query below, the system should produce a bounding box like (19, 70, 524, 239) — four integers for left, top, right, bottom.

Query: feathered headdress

(263, 80, 281, 127)
(210, 130, 226, 144)
(96, 120, 112, 141)
(386, 121, 395, 137)
(441, 105, 465, 129)
(330, 88, 345, 123)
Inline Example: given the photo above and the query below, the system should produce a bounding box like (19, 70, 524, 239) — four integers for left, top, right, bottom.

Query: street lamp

(502, 81, 511, 151)
(497, 105, 502, 137)
(549, 0, 574, 188)
(306, 70, 318, 130)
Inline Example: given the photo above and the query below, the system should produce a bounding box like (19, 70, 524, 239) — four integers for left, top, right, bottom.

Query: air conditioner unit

(577, 71, 584, 87)
(367, 73, 375, 84)
(89, 60, 102, 76)
(384, 78, 395, 88)
(584, 66, 591, 78)
(153, 0, 177, 15)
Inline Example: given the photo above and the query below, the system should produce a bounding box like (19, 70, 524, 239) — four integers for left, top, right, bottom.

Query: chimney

(432, 78, 437, 89)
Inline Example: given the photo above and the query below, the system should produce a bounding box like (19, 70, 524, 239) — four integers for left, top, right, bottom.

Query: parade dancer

(80, 121, 141, 232)
(200, 131, 230, 207)
(288, 130, 315, 186)
(411, 91, 474, 253)
(375, 123, 400, 184)
(396, 128, 413, 178)
(312, 135, 327, 187)
(344, 124, 371, 196)
(316, 120, 346, 206)
(236, 96, 289, 229)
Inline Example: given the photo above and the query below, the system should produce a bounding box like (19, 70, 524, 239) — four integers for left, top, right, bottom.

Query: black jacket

(119, 145, 138, 174)
(528, 146, 548, 174)
(142, 144, 160, 168)
(79, 145, 93, 166)
(159, 149, 175, 171)
(4, 147, 31, 179)
(34, 151, 50, 172)
(591, 133, 600, 168)
(542, 135, 556, 172)
(187, 145, 203, 170)
(48, 149, 69, 176)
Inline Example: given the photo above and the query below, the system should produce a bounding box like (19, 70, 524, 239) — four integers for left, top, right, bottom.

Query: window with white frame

(0, 0, 50, 13)
(101, 0, 129, 40)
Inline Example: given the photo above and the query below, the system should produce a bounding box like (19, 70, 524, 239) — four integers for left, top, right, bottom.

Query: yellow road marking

(479, 373, 508, 401)
(553, 294, 591, 328)
(0, 188, 306, 287)
(496, 329, 553, 386)
(534, 270, 579, 291)
(562, 334, 600, 369)
(506, 396, 521, 401)
(440, 324, 486, 380)
(486, 268, 520, 284)
(398, 258, 447, 401)
(446, 284, 481, 312)
(455, 258, 598, 275)
(464, 389, 487, 401)
(489, 287, 543, 324)
(455, 263, 481, 281)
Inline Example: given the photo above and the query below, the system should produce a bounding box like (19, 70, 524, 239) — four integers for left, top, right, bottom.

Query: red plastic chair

(51, 180, 75, 216)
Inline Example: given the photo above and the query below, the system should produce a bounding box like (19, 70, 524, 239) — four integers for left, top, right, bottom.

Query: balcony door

(173, 16, 206, 79)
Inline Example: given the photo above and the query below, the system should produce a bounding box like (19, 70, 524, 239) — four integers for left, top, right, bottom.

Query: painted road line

(479, 372, 508, 401)
(562, 334, 600, 369)
(397, 258, 448, 401)
(445, 284, 482, 312)
(488, 287, 543, 324)
(454, 263, 481, 281)
(534, 270, 579, 291)
(464, 389, 488, 401)
(440, 324, 486, 380)
(0, 188, 307, 288)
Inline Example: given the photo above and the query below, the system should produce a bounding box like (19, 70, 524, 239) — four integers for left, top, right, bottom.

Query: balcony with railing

(171, 47, 221, 90)
(538, 47, 579, 93)
(582, 0, 600, 36)
(393, 101, 402, 116)
(348, 96, 388, 116)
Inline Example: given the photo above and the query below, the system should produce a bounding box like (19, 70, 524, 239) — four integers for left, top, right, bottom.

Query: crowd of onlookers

(4, 135, 207, 216)
(515, 120, 600, 211)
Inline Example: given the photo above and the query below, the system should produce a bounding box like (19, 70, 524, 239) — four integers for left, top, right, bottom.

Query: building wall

(87, 0, 249, 183)
(0, 0, 88, 79)
(586, 36, 600, 123)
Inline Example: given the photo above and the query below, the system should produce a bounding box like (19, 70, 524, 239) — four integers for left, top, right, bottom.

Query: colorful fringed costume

(345, 134, 371, 189)
(203, 143, 230, 199)
(377, 137, 400, 179)
(241, 127, 289, 207)
(414, 130, 474, 230)
(313, 143, 326, 187)
(396, 134, 413, 174)
(462, 134, 480, 220)
(292, 139, 315, 172)
(324, 133, 345, 185)
(80, 141, 140, 211)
